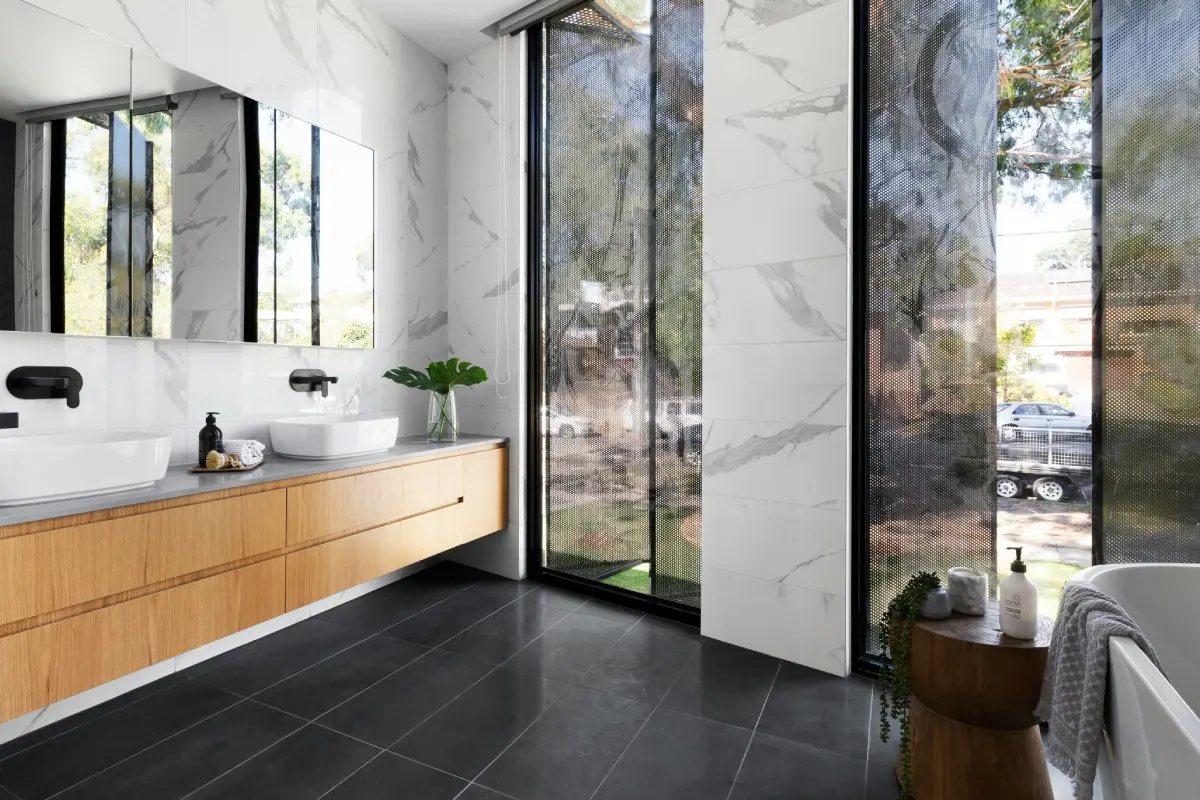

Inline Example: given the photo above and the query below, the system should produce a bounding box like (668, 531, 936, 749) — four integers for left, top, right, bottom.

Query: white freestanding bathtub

(1072, 564, 1200, 800)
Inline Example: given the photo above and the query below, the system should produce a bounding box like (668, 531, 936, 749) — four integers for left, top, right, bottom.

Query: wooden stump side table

(902, 601, 1055, 799)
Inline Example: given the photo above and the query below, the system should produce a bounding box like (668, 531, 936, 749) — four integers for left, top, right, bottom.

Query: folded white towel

(223, 439, 266, 467)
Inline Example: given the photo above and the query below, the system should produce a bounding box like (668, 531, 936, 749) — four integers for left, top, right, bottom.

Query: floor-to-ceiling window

(529, 0, 703, 613)
(856, 0, 1200, 664)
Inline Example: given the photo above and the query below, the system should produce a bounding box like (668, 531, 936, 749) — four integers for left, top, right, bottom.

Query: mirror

(0, 0, 374, 348)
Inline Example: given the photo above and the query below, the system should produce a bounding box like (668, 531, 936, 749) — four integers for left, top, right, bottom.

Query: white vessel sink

(270, 415, 399, 460)
(0, 430, 171, 507)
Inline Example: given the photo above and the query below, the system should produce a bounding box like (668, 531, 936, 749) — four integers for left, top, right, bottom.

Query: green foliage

(878, 572, 942, 800)
(997, 0, 1092, 200)
(996, 322, 1040, 402)
(337, 322, 373, 349)
(382, 358, 488, 394)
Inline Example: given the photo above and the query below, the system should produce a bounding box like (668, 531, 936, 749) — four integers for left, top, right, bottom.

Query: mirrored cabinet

(0, 0, 375, 348)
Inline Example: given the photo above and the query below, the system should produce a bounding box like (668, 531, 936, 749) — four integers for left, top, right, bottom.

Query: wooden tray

(188, 462, 264, 474)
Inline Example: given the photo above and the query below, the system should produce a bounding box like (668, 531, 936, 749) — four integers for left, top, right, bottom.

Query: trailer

(996, 427, 1091, 502)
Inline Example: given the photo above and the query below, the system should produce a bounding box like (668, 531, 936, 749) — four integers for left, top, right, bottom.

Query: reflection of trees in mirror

(63, 118, 109, 336)
(133, 111, 173, 340)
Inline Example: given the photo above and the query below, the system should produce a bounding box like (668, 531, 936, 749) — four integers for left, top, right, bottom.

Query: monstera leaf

(383, 358, 488, 394)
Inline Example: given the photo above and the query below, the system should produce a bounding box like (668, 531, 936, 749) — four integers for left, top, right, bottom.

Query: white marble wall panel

(703, 0, 851, 675)
(26, 0, 186, 66)
(446, 36, 527, 580)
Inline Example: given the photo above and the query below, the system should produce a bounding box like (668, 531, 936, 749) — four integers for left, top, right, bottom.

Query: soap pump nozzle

(1006, 545, 1027, 573)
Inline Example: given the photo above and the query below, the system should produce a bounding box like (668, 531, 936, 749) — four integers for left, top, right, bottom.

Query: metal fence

(997, 427, 1092, 472)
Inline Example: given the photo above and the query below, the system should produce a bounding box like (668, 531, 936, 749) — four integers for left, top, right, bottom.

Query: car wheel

(1033, 477, 1069, 502)
(996, 476, 1022, 499)
(1001, 424, 1020, 442)
(559, 425, 575, 438)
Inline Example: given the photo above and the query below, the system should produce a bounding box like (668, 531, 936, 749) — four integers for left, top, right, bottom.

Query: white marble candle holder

(948, 567, 988, 615)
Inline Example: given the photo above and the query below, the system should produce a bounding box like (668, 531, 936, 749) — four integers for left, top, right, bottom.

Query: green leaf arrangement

(382, 358, 488, 394)
(878, 571, 942, 799)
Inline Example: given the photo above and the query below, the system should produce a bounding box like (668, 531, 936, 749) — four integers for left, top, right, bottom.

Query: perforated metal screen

(863, 0, 998, 651)
(538, 0, 702, 607)
(1099, 0, 1200, 563)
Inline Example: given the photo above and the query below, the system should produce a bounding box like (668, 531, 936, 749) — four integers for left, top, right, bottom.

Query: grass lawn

(997, 559, 1084, 621)
(547, 500, 700, 604)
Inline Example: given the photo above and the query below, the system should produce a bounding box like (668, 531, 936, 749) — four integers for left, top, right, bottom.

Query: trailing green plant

(878, 571, 942, 799)
(382, 358, 488, 394)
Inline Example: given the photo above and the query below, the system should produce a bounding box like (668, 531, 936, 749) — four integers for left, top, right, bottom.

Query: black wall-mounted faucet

(6, 367, 84, 409)
(289, 368, 339, 398)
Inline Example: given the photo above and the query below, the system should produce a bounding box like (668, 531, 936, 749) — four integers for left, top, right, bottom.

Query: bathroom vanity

(0, 436, 507, 725)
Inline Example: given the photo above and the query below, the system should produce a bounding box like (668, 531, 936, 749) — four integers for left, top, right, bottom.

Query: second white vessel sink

(269, 415, 400, 460)
(0, 430, 171, 507)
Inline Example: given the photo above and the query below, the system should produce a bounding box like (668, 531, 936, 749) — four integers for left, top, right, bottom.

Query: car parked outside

(996, 402, 1091, 441)
(542, 409, 594, 438)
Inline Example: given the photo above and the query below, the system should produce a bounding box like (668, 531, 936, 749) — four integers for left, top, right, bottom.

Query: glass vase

(427, 390, 458, 443)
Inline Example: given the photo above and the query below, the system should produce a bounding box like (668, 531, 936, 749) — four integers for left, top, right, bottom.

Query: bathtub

(1072, 564, 1200, 800)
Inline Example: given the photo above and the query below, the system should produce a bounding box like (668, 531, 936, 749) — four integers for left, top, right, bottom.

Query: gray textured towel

(1035, 582, 1164, 800)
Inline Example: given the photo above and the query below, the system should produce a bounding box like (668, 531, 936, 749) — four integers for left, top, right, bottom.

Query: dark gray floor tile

(660, 639, 780, 730)
(502, 611, 636, 682)
(186, 618, 368, 696)
(188, 724, 377, 800)
(756, 663, 873, 760)
(867, 683, 901, 766)
(459, 786, 521, 800)
(593, 708, 751, 800)
(391, 665, 568, 778)
(479, 685, 654, 800)
(527, 584, 589, 612)
(381, 580, 533, 647)
(57, 700, 303, 800)
(866, 761, 900, 799)
(255, 636, 429, 719)
(0, 679, 239, 800)
(440, 597, 571, 664)
(575, 598, 645, 624)
(318, 648, 495, 747)
(0, 673, 189, 762)
(315, 577, 473, 636)
(323, 752, 467, 799)
(577, 617, 703, 704)
(729, 733, 869, 799)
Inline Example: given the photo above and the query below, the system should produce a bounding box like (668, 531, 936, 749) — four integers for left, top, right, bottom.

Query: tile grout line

(312, 751, 386, 800)
(42, 697, 254, 800)
(241, 577, 486, 700)
(725, 660, 782, 800)
(586, 646, 704, 800)
(176, 722, 318, 800)
(0, 674, 190, 765)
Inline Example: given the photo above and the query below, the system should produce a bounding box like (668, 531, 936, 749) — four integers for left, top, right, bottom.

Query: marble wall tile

(706, 0, 849, 119)
(26, 0, 186, 66)
(702, 566, 847, 674)
(185, 0, 321, 125)
(705, 172, 848, 268)
(704, 256, 848, 345)
(705, 83, 848, 196)
(314, 0, 405, 141)
(705, 345, 846, 424)
(705, 0, 840, 50)
(704, 418, 847, 509)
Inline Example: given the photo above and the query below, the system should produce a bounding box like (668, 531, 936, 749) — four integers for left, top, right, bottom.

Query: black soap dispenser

(198, 412, 224, 467)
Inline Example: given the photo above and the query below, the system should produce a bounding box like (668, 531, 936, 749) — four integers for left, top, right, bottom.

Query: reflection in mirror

(0, 0, 374, 348)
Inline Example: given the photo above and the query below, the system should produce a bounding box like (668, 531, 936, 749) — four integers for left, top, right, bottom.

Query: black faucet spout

(6, 367, 84, 408)
(288, 369, 339, 398)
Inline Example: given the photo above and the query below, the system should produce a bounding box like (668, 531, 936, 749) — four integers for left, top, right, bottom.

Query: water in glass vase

(427, 390, 458, 443)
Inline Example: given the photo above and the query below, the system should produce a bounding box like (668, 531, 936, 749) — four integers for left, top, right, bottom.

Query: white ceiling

(360, 0, 532, 63)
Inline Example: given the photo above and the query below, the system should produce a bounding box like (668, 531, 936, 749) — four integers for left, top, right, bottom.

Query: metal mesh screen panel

(863, 0, 998, 652)
(653, 0, 702, 607)
(539, 0, 702, 606)
(1099, 0, 1200, 563)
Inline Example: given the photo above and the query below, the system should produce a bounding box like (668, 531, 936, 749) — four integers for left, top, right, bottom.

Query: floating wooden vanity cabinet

(0, 441, 507, 726)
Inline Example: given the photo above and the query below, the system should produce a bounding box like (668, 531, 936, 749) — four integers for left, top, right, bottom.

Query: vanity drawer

(285, 458, 465, 545)
(0, 558, 284, 723)
(284, 504, 464, 610)
(0, 490, 287, 626)
(462, 448, 508, 542)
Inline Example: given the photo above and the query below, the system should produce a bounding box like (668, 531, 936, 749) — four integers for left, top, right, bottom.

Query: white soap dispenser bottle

(999, 546, 1038, 639)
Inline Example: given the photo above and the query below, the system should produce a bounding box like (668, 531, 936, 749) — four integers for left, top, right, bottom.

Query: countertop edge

(0, 435, 508, 532)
